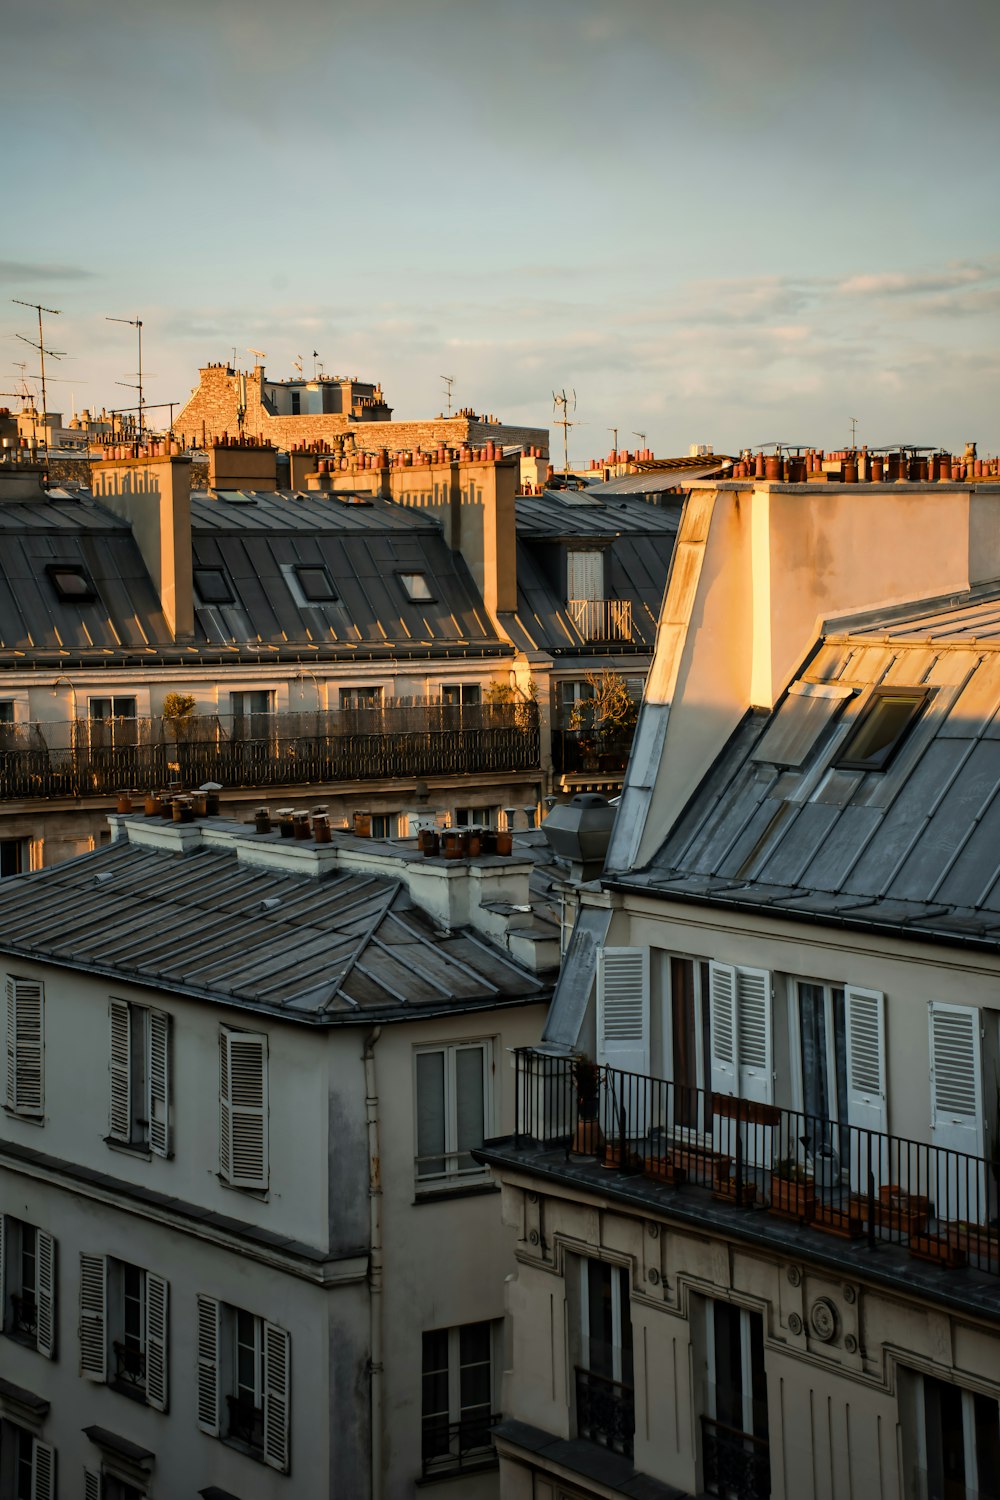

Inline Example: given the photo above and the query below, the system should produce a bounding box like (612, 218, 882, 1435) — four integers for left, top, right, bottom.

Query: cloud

(837, 261, 1000, 298)
(0, 260, 97, 284)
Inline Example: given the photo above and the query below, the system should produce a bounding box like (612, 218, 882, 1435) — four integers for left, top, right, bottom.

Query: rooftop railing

(0, 703, 540, 799)
(514, 1050, 1000, 1276)
(567, 598, 633, 643)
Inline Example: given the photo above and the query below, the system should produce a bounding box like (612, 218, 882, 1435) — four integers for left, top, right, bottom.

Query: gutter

(364, 1027, 384, 1500)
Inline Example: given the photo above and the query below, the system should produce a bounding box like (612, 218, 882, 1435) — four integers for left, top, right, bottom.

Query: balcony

(0, 703, 540, 800)
(512, 1051, 1000, 1280)
(567, 598, 633, 643)
(575, 1367, 635, 1458)
(421, 1411, 500, 1478)
(701, 1415, 771, 1500)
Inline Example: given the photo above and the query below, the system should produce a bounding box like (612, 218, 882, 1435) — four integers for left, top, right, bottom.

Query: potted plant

(909, 1232, 968, 1269)
(768, 1157, 817, 1222)
(813, 1197, 864, 1239)
(570, 1056, 603, 1158)
(568, 671, 639, 770)
(945, 1221, 999, 1261)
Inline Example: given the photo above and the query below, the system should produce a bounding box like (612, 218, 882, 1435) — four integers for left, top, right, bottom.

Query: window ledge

(416, 1455, 499, 1486)
(215, 1173, 269, 1201)
(413, 1180, 500, 1206)
(2, 1327, 40, 1355)
(221, 1433, 267, 1465)
(104, 1136, 152, 1162)
(2, 1106, 44, 1126)
(109, 1378, 148, 1406)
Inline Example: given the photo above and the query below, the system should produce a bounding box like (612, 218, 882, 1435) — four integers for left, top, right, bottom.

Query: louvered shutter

(83, 1468, 101, 1500)
(596, 948, 649, 1076)
(708, 962, 737, 1094)
(220, 1030, 268, 1189)
(79, 1253, 107, 1381)
(31, 1440, 54, 1500)
(145, 1271, 168, 1412)
(736, 967, 773, 1105)
(262, 1320, 291, 1473)
(148, 1010, 170, 1157)
(6, 975, 44, 1114)
(36, 1229, 55, 1358)
(196, 1294, 220, 1436)
(845, 987, 887, 1134)
(108, 998, 131, 1142)
(929, 1002, 983, 1157)
(567, 549, 604, 601)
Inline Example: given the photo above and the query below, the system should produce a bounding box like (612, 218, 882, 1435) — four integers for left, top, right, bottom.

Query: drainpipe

(364, 1026, 384, 1500)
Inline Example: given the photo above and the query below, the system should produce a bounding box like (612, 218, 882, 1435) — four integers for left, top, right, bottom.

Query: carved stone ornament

(809, 1298, 838, 1342)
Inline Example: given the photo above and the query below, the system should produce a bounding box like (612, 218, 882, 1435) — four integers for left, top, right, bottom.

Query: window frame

(413, 1040, 494, 1191)
(397, 571, 435, 603)
(293, 564, 338, 603)
(193, 567, 236, 606)
(833, 686, 929, 772)
(45, 561, 97, 602)
(106, 999, 170, 1157)
(421, 1319, 498, 1477)
(1, 1215, 55, 1358)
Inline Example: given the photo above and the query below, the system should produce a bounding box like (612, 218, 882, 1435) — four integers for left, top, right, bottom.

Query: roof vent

(260, 896, 282, 912)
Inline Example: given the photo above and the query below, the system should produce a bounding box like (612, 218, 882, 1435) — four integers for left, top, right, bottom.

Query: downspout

(364, 1026, 384, 1500)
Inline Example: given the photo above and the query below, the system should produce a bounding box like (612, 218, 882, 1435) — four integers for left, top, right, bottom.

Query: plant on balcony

(570, 1055, 603, 1157)
(484, 676, 538, 732)
(768, 1157, 817, 1222)
(568, 671, 638, 768)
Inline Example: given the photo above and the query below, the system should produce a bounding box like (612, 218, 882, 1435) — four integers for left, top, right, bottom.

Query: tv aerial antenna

(632, 430, 647, 450)
(441, 374, 455, 417)
(12, 299, 63, 465)
(107, 316, 145, 442)
(850, 416, 859, 448)
(247, 348, 266, 367)
(552, 388, 578, 475)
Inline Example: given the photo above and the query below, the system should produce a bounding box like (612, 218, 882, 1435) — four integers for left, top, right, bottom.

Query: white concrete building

(0, 815, 556, 1497)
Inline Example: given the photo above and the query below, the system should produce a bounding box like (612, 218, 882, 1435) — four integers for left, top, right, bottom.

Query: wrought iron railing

(513, 1050, 1000, 1274)
(575, 1366, 635, 1457)
(10, 1291, 37, 1339)
(551, 729, 634, 777)
(567, 598, 633, 642)
(421, 1411, 500, 1476)
(701, 1415, 771, 1500)
(0, 704, 540, 799)
(226, 1394, 264, 1451)
(112, 1338, 145, 1389)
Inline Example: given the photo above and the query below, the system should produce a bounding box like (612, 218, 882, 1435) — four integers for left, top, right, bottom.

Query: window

(88, 698, 138, 755)
(229, 690, 274, 743)
(441, 684, 481, 708)
(399, 572, 433, 602)
(196, 1296, 290, 1473)
(835, 688, 928, 771)
(89, 697, 137, 722)
(0, 839, 30, 879)
(84, 1474, 145, 1500)
(421, 1321, 498, 1477)
(4, 975, 44, 1118)
(567, 549, 604, 602)
(79, 1253, 168, 1411)
(701, 1300, 770, 1500)
(294, 565, 337, 602)
(0, 1421, 54, 1500)
(194, 568, 235, 605)
(559, 678, 594, 725)
(572, 1258, 634, 1458)
(904, 1372, 1000, 1500)
(0, 1216, 55, 1357)
(415, 1042, 492, 1188)
(46, 562, 96, 602)
(0, 702, 13, 724)
(371, 814, 401, 840)
(219, 1028, 268, 1191)
(290, 390, 301, 415)
(108, 1000, 171, 1156)
(665, 956, 712, 1131)
(339, 685, 382, 711)
(454, 807, 496, 829)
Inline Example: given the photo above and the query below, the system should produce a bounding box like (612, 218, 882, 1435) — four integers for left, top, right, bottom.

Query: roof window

(194, 568, 235, 605)
(295, 565, 338, 602)
(399, 572, 434, 602)
(834, 688, 928, 772)
(46, 563, 96, 602)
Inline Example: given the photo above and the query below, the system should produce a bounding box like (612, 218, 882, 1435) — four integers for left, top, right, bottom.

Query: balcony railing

(514, 1050, 1000, 1275)
(575, 1366, 635, 1457)
(701, 1415, 771, 1500)
(0, 704, 540, 800)
(551, 729, 633, 778)
(421, 1411, 500, 1477)
(113, 1338, 146, 1390)
(567, 598, 633, 642)
(226, 1394, 264, 1452)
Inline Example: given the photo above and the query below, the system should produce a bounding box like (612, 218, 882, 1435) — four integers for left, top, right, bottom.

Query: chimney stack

(91, 452, 194, 639)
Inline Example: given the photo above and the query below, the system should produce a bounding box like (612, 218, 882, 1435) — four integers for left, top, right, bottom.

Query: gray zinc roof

(623, 589, 1000, 950)
(0, 836, 550, 1021)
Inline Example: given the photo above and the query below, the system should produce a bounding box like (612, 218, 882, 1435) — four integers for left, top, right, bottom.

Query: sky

(2, 0, 999, 458)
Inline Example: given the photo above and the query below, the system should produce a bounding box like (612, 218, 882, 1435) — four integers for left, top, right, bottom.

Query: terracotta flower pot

(116, 792, 133, 815)
(768, 1176, 817, 1222)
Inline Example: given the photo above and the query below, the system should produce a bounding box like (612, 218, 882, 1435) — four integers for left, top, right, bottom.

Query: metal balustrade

(513, 1049, 1000, 1274)
(701, 1415, 771, 1500)
(0, 704, 541, 799)
(421, 1411, 500, 1476)
(575, 1367, 635, 1457)
(567, 598, 634, 642)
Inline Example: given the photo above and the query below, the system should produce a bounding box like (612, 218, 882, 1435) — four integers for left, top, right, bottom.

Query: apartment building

(477, 473, 1000, 1500)
(0, 812, 556, 1497)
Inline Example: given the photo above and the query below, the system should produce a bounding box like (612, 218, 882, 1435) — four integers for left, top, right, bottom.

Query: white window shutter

(108, 998, 131, 1141)
(221, 1030, 268, 1189)
(145, 1271, 168, 1412)
(845, 986, 887, 1134)
(596, 948, 649, 1075)
(263, 1320, 291, 1473)
(736, 967, 773, 1105)
(31, 1439, 54, 1500)
(929, 1002, 983, 1157)
(196, 1294, 220, 1436)
(148, 1010, 170, 1157)
(568, 549, 604, 601)
(79, 1253, 107, 1381)
(36, 1230, 55, 1359)
(83, 1468, 101, 1500)
(6, 975, 44, 1115)
(708, 962, 737, 1095)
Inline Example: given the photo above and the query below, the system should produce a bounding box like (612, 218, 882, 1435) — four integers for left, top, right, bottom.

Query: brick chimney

(91, 452, 194, 638)
(208, 440, 278, 492)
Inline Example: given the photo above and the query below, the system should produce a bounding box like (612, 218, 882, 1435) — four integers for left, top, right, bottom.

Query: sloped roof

(515, 489, 681, 538)
(622, 590, 1000, 949)
(0, 835, 549, 1021)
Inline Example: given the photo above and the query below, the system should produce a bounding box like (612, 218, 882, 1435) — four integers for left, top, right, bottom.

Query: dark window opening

(47, 563, 96, 602)
(835, 689, 928, 772)
(194, 568, 235, 605)
(295, 565, 337, 602)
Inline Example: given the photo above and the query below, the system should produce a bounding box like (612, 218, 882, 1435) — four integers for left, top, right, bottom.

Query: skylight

(399, 572, 433, 602)
(47, 564, 96, 603)
(834, 688, 928, 772)
(194, 568, 235, 605)
(295, 565, 338, 602)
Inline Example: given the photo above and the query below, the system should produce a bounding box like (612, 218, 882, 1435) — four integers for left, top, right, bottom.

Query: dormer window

(567, 549, 604, 602)
(295, 565, 338, 602)
(194, 568, 235, 605)
(399, 573, 434, 603)
(47, 563, 96, 602)
(834, 688, 928, 772)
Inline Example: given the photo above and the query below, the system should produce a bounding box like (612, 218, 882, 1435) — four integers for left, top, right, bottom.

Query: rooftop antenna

(632, 430, 647, 450)
(107, 316, 144, 442)
(608, 426, 619, 456)
(312, 349, 319, 380)
(552, 388, 577, 475)
(13, 299, 63, 466)
(293, 354, 303, 377)
(441, 374, 455, 417)
(247, 348, 266, 369)
(849, 416, 858, 449)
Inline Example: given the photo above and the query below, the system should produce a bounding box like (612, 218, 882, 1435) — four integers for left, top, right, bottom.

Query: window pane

(798, 982, 830, 1127)
(455, 1048, 486, 1165)
(974, 1394, 1000, 1493)
(836, 691, 926, 771)
(416, 1052, 446, 1177)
